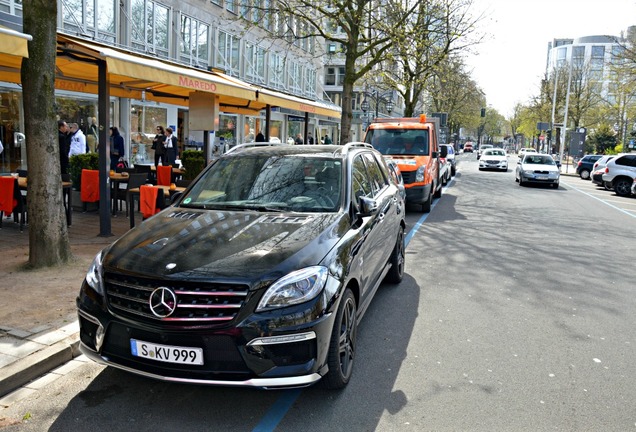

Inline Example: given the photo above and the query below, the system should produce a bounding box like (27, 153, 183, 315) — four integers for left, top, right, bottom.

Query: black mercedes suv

(77, 142, 405, 389)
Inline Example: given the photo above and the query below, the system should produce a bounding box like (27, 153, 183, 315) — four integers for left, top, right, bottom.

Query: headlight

(257, 266, 328, 312)
(86, 250, 105, 295)
(523, 170, 534, 175)
(416, 165, 426, 182)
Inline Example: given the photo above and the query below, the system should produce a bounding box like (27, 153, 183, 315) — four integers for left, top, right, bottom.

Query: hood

(102, 208, 346, 285)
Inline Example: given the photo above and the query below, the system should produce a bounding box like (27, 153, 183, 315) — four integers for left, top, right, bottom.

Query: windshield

(485, 149, 506, 156)
(180, 155, 342, 212)
(523, 155, 555, 165)
(365, 129, 429, 156)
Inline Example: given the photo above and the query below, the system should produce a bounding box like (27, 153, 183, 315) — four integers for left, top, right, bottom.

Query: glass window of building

(180, 14, 210, 67)
(245, 42, 266, 85)
(556, 47, 566, 67)
(62, 0, 116, 43)
(226, 0, 237, 14)
(337, 67, 345, 86)
(288, 61, 301, 94)
(262, 0, 271, 29)
(0, 90, 23, 173)
(216, 31, 240, 76)
(130, 104, 167, 164)
(239, 0, 250, 19)
(269, 53, 285, 89)
(0, 0, 22, 15)
(130, 0, 170, 58)
(218, 114, 237, 149)
(325, 67, 336, 86)
(304, 68, 316, 97)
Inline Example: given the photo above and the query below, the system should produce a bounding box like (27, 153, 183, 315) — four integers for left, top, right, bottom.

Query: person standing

(255, 131, 266, 142)
(295, 133, 304, 145)
(68, 123, 86, 157)
(58, 120, 71, 175)
(109, 126, 125, 170)
(153, 125, 166, 166)
(87, 117, 99, 152)
(323, 134, 332, 144)
(164, 127, 177, 165)
(307, 133, 314, 144)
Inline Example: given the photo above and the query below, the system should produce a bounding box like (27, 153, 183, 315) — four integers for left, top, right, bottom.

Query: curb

(0, 333, 80, 398)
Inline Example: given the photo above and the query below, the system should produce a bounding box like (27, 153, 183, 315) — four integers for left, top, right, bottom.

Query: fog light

(95, 325, 105, 351)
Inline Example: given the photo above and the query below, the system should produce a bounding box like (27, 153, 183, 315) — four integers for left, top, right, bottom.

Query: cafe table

(3, 176, 73, 226)
(109, 171, 130, 215)
(128, 184, 185, 228)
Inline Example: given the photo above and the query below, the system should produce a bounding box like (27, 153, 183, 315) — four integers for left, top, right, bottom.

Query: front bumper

(77, 275, 341, 389)
(479, 160, 508, 170)
(519, 172, 559, 184)
(404, 183, 433, 204)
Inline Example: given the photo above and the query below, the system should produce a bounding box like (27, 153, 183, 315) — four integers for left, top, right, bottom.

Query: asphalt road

(3, 154, 635, 432)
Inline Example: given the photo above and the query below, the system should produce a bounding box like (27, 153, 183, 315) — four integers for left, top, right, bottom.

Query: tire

(553, 182, 559, 189)
(421, 190, 432, 212)
(518, 175, 524, 186)
(614, 178, 632, 196)
(579, 169, 590, 180)
(385, 226, 405, 284)
(322, 289, 357, 390)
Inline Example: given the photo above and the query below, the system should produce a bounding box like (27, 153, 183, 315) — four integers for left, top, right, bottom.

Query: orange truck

(363, 115, 443, 212)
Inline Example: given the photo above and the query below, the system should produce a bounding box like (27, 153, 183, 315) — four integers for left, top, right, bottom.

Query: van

(364, 115, 442, 212)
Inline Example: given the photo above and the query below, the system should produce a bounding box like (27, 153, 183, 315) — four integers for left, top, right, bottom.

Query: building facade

(0, 0, 341, 173)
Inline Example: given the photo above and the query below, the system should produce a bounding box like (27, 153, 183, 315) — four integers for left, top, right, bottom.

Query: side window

(627, 155, 636, 167)
(362, 153, 388, 196)
(352, 155, 372, 203)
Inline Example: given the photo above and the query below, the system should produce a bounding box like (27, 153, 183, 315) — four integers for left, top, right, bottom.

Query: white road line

(561, 180, 636, 218)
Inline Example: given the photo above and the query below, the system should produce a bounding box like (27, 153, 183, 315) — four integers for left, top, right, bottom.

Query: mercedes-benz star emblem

(149, 287, 177, 318)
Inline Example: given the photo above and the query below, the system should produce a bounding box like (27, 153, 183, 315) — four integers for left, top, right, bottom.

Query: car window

(362, 152, 388, 195)
(352, 155, 373, 203)
(366, 129, 430, 155)
(524, 155, 554, 165)
(616, 155, 636, 167)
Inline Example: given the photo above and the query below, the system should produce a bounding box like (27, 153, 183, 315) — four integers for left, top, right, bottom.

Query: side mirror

(439, 146, 448, 158)
(431, 151, 439, 158)
(358, 196, 379, 217)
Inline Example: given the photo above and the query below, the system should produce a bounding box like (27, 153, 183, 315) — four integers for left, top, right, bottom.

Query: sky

(465, 0, 636, 118)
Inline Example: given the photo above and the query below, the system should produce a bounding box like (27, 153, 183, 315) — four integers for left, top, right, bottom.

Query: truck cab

(364, 115, 442, 212)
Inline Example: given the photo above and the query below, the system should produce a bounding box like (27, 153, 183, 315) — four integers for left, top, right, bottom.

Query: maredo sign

(178, 75, 217, 92)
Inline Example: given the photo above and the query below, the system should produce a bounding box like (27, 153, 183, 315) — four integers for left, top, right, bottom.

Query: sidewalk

(0, 209, 130, 405)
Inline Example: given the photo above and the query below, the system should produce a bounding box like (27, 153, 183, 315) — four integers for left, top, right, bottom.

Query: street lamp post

(361, 89, 394, 121)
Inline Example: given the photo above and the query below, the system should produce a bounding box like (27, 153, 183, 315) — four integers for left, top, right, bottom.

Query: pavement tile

(0, 336, 45, 359)
(0, 353, 17, 368)
(0, 386, 36, 408)
(7, 329, 31, 339)
(51, 358, 86, 376)
(24, 372, 61, 390)
(29, 330, 69, 346)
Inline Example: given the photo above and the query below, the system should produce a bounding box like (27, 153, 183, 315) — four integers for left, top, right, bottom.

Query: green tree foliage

(590, 124, 617, 154)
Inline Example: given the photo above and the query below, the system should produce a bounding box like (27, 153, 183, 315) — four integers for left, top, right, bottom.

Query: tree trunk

(21, 0, 72, 267)
(339, 53, 358, 145)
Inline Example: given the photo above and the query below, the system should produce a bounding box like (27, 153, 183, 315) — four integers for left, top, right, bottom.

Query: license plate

(537, 176, 548, 180)
(130, 339, 204, 365)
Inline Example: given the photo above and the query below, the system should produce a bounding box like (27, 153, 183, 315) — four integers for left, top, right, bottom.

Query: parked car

(602, 154, 636, 196)
(632, 177, 636, 196)
(591, 155, 615, 187)
(476, 144, 493, 160)
(518, 148, 537, 158)
(575, 154, 603, 180)
(439, 144, 457, 175)
(463, 142, 474, 153)
(478, 148, 508, 171)
(77, 142, 406, 390)
(515, 153, 560, 188)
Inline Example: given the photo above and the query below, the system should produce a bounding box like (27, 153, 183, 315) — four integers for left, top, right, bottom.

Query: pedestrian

(152, 125, 166, 166)
(58, 120, 71, 175)
(68, 123, 86, 157)
(295, 133, 304, 145)
(323, 134, 332, 144)
(109, 126, 125, 171)
(164, 127, 177, 165)
(87, 117, 99, 152)
(307, 133, 314, 144)
(255, 131, 266, 142)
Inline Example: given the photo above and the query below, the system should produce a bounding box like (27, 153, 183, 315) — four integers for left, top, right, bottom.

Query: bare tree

(385, 0, 482, 117)
(254, 0, 422, 144)
(21, 0, 72, 267)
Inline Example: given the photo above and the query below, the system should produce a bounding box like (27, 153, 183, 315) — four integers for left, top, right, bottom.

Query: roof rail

(225, 142, 288, 154)
(334, 142, 374, 156)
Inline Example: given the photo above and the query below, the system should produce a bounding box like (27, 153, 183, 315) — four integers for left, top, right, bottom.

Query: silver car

(515, 153, 560, 188)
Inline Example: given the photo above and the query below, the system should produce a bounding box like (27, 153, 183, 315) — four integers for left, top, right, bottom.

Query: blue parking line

(251, 389, 302, 432)
(252, 179, 451, 431)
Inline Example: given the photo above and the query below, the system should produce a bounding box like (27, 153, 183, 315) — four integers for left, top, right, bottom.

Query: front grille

(401, 171, 416, 184)
(104, 272, 249, 324)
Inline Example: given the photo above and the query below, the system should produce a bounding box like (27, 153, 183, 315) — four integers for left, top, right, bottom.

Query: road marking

(561, 180, 636, 219)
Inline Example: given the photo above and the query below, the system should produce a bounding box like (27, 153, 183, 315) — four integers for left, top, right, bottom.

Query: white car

(515, 153, 560, 188)
(477, 144, 493, 160)
(601, 154, 636, 196)
(478, 148, 508, 171)
(518, 148, 537, 158)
